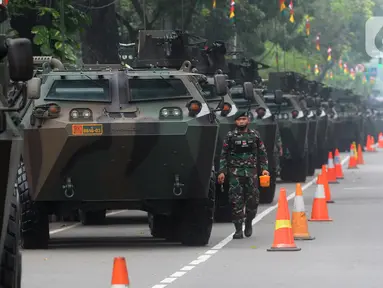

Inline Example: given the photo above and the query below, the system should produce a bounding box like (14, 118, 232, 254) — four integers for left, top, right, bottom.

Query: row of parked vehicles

(1, 27, 382, 286)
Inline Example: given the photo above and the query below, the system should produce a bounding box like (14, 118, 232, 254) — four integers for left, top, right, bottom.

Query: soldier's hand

(217, 173, 225, 184)
(262, 170, 270, 176)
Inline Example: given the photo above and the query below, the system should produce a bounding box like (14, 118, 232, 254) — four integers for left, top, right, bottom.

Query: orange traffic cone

(309, 174, 333, 222)
(334, 149, 344, 179)
(366, 135, 372, 152)
(357, 144, 364, 165)
(292, 183, 315, 241)
(379, 133, 383, 148)
(327, 152, 338, 183)
(111, 257, 130, 288)
(348, 144, 358, 169)
(267, 188, 301, 251)
(321, 165, 334, 203)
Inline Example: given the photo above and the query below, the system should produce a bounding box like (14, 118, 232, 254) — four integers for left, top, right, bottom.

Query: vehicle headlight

(278, 114, 283, 119)
(71, 110, 79, 119)
(161, 109, 169, 117)
(69, 108, 93, 121)
(173, 109, 181, 116)
(283, 113, 289, 119)
(160, 107, 183, 119)
(83, 109, 91, 118)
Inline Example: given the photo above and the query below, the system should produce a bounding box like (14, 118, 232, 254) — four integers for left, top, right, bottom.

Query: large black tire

(148, 213, 178, 241)
(280, 154, 308, 183)
(179, 173, 215, 246)
(79, 209, 106, 225)
(18, 162, 49, 250)
(0, 185, 22, 288)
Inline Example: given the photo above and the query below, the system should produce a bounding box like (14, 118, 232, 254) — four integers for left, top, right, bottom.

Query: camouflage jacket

(219, 128, 268, 177)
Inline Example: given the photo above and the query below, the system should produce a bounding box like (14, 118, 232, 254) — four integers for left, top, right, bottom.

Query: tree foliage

(4, 0, 381, 92)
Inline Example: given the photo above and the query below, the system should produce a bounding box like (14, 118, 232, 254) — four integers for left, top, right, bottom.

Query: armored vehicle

(331, 88, 363, 151)
(265, 72, 309, 182)
(0, 3, 34, 285)
(297, 78, 331, 172)
(17, 30, 227, 249)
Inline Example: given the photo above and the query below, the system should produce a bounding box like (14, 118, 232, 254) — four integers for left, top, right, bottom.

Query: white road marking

(150, 155, 350, 288)
(49, 210, 126, 235)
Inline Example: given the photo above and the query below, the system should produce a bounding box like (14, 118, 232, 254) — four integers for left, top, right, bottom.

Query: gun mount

(227, 55, 270, 86)
(118, 30, 231, 75)
(267, 71, 305, 94)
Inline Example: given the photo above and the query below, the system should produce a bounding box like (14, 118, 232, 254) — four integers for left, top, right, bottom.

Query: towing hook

(62, 177, 75, 198)
(173, 174, 184, 196)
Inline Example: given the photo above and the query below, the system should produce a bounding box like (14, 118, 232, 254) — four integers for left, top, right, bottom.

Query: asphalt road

(21, 150, 382, 288)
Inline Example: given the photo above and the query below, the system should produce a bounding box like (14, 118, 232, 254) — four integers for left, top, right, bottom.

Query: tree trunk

(80, 0, 120, 64)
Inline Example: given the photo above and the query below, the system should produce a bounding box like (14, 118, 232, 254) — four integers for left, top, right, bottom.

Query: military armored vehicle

(331, 88, 363, 151)
(297, 78, 333, 172)
(17, 30, 227, 249)
(0, 3, 34, 285)
(265, 71, 309, 182)
(313, 84, 333, 167)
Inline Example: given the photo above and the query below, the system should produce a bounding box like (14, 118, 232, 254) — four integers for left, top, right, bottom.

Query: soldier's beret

(234, 110, 249, 120)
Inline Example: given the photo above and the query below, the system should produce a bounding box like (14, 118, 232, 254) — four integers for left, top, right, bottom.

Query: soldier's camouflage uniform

(219, 128, 268, 225)
(274, 127, 283, 173)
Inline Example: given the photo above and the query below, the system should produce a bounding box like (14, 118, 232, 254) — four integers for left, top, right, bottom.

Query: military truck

(0, 3, 34, 285)
(16, 30, 228, 249)
(265, 72, 309, 182)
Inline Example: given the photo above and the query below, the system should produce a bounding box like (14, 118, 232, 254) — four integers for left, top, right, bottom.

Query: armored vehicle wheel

(259, 169, 276, 204)
(148, 213, 179, 241)
(0, 185, 22, 288)
(280, 154, 308, 183)
(17, 162, 49, 250)
(79, 209, 106, 225)
(179, 173, 215, 246)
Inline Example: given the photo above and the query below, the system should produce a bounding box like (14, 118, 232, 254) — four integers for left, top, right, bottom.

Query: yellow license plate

(72, 124, 103, 136)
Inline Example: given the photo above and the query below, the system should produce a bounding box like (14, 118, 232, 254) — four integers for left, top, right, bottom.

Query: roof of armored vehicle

(42, 69, 202, 77)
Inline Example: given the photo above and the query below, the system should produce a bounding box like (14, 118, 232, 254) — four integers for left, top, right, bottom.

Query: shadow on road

(46, 236, 189, 250)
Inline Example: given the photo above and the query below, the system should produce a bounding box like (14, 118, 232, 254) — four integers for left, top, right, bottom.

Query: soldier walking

(217, 110, 269, 239)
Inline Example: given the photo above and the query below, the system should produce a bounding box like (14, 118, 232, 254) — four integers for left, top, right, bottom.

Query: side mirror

(306, 96, 315, 108)
(214, 74, 227, 96)
(27, 77, 41, 99)
(7, 38, 33, 82)
(243, 82, 254, 101)
(274, 89, 283, 104)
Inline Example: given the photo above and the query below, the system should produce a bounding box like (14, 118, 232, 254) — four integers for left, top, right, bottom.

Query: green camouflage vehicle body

(17, 56, 222, 249)
(0, 6, 34, 285)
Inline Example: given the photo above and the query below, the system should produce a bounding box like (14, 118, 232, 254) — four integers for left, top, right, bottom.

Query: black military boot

(233, 222, 243, 239)
(244, 218, 253, 237)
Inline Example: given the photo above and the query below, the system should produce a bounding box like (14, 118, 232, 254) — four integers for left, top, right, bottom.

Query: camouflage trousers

(228, 175, 260, 224)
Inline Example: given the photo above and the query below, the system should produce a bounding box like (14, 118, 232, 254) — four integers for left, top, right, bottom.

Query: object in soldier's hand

(259, 175, 270, 188)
